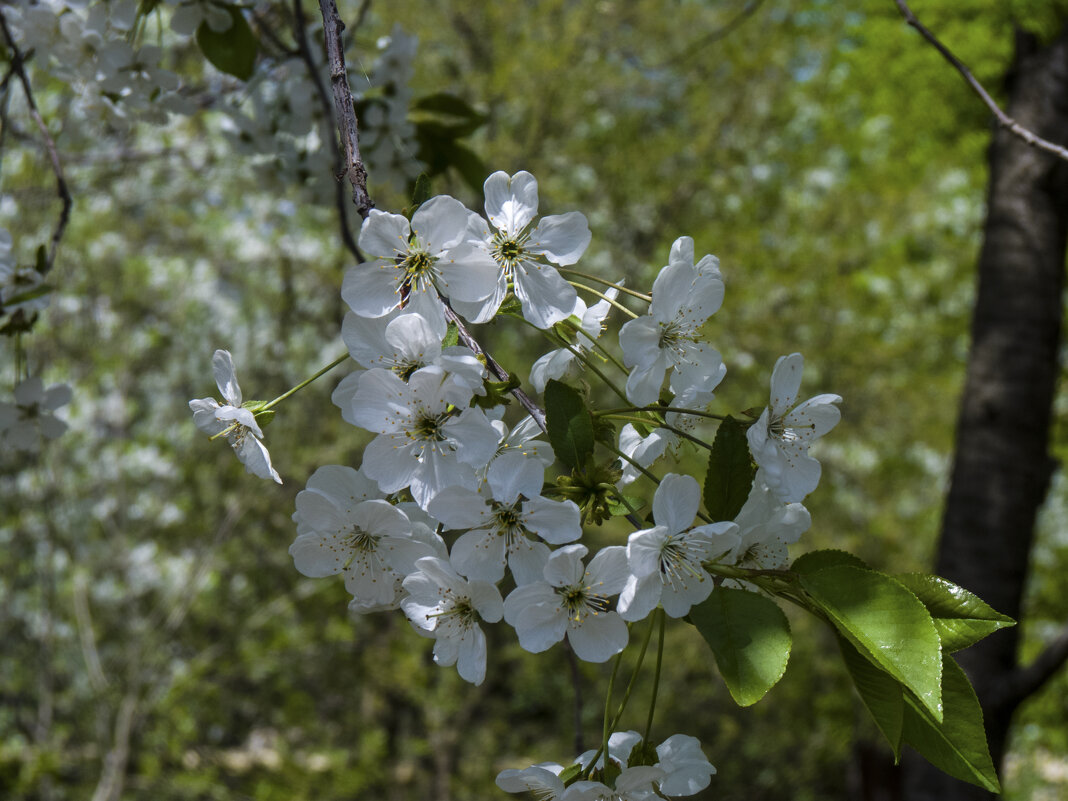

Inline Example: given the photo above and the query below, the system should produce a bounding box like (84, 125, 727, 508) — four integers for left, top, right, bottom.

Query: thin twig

(893, 0, 1068, 163)
(0, 9, 72, 274)
(317, 0, 374, 219)
(441, 300, 547, 432)
(654, 0, 767, 69)
(292, 0, 361, 261)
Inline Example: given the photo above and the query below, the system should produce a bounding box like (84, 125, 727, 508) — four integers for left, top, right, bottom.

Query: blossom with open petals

(401, 556, 503, 685)
(618, 474, 738, 622)
(530, 287, 618, 393)
(342, 195, 499, 335)
(504, 544, 628, 662)
(429, 451, 581, 585)
(456, 170, 591, 329)
(619, 237, 725, 406)
(189, 350, 281, 483)
(746, 353, 841, 503)
(0, 377, 71, 452)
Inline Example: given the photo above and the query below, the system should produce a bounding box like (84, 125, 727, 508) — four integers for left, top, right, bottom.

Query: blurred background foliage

(2, 0, 1067, 799)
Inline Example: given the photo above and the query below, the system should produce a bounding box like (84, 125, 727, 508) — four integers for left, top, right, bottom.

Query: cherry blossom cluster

(189, 169, 842, 795)
(497, 730, 716, 800)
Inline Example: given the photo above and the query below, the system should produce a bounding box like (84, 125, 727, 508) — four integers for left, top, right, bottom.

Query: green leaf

(606, 493, 643, 517)
(690, 587, 792, 706)
(838, 635, 903, 759)
(801, 565, 943, 721)
(497, 296, 524, 319)
(441, 323, 459, 349)
(412, 92, 487, 136)
(790, 549, 869, 574)
(410, 173, 432, 209)
(544, 379, 595, 469)
(2, 283, 53, 307)
(702, 417, 755, 521)
(895, 574, 1015, 653)
(902, 654, 1001, 792)
(196, 6, 257, 81)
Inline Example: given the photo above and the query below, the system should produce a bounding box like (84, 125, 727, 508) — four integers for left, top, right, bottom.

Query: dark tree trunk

(899, 23, 1068, 801)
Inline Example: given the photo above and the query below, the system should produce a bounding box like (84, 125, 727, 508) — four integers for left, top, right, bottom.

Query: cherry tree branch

(314, 3, 550, 431)
(316, 0, 374, 220)
(293, 0, 362, 260)
(1000, 623, 1068, 709)
(0, 9, 72, 275)
(893, 0, 1068, 163)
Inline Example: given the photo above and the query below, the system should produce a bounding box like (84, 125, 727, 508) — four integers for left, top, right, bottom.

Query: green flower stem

(573, 325, 629, 374)
(608, 610, 658, 732)
(602, 414, 716, 455)
(562, 343, 631, 406)
(603, 441, 662, 489)
(557, 267, 652, 303)
(594, 405, 728, 422)
(643, 608, 666, 745)
(260, 352, 351, 412)
(589, 646, 627, 778)
(567, 280, 639, 319)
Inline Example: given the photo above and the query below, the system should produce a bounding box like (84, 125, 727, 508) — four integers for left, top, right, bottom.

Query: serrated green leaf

(902, 654, 1000, 792)
(801, 565, 943, 721)
(544, 379, 595, 469)
(411, 92, 487, 137)
(196, 6, 257, 81)
(497, 296, 524, 319)
(703, 417, 755, 521)
(895, 574, 1015, 653)
(606, 494, 643, 517)
(791, 549, 869, 574)
(3, 283, 53, 306)
(690, 587, 792, 707)
(838, 635, 904, 759)
(410, 173, 432, 208)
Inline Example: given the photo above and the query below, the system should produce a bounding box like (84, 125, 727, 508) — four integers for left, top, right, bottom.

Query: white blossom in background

(401, 556, 504, 685)
(351, 366, 499, 507)
(340, 310, 486, 407)
(619, 236, 725, 406)
(618, 474, 738, 622)
(169, 0, 234, 36)
(504, 543, 629, 662)
(188, 349, 282, 483)
(290, 465, 442, 610)
(746, 353, 841, 503)
(428, 451, 581, 585)
(0, 377, 72, 452)
(456, 170, 591, 329)
(343, 196, 500, 336)
(530, 286, 619, 393)
(0, 229, 50, 314)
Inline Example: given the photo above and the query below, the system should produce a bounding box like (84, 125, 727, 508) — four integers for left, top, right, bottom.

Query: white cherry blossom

(401, 556, 504, 685)
(618, 474, 738, 622)
(352, 367, 499, 507)
(339, 310, 486, 407)
(616, 424, 677, 487)
(428, 451, 581, 585)
(727, 472, 811, 572)
(0, 377, 71, 452)
(455, 170, 591, 329)
(655, 734, 716, 796)
(619, 237, 725, 406)
(746, 353, 841, 503)
(342, 195, 499, 335)
(504, 544, 629, 663)
(189, 350, 281, 484)
(290, 465, 439, 609)
(496, 764, 566, 800)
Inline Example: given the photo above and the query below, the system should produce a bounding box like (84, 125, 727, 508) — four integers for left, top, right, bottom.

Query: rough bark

(900, 23, 1068, 801)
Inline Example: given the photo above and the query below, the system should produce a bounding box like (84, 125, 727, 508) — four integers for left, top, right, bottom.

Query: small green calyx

(550, 459, 627, 525)
(242, 400, 276, 428)
(472, 373, 522, 410)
